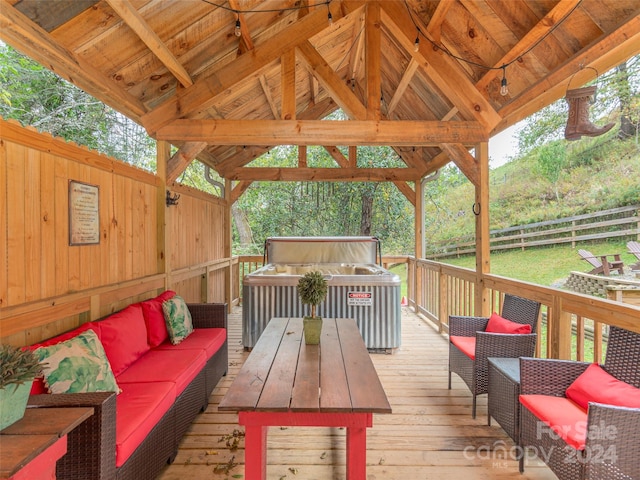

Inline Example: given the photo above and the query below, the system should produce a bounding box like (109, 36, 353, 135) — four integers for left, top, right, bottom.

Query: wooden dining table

(218, 317, 391, 480)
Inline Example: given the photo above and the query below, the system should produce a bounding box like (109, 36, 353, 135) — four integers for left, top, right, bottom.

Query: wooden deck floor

(158, 306, 556, 479)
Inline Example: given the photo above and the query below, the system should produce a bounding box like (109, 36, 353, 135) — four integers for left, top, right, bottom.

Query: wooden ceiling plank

(141, 1, 351, 135)
(157, 119, 488, 146)
(296, 40, 367, 120)
(475, 0, 582, 94)
(105, 0, 193, 88)
(14, 0, 99, 33)
(439, 143, 479, 187)
(281, 49, 296, 120)
(166, 141, 208, 184)
(380, 2, 501, 132)
(259, 74, 280, 119)
(496, 15, 640, 133)
(387, 58, 419, 116)
(348, 9, 366, 85)
(365, 1, 381, 120)
(0, 3, 147, 121)
(226, 167, 421, 182)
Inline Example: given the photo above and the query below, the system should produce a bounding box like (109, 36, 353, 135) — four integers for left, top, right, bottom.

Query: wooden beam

(348, 9, 366, 85)
(166, 141, 208, 184)
(230, 181, 253, 204)
(393, 181, 416, 206)
(259, 75, 279, 119)
(0, 3, 147, 121)
(105, 0, 193, 88)
(474, 142, 490, 316)
(387, 58, 419, 117)
(298, 146, 307, 167)
(439, 143, 479, 187)
(348, 146, 358, 168)
(380, 2, 501, 132)
(225, 167, 421, 182)
(426, 0, 455, 44)
(323, 146, 349, 167)
(141, 1, 350, 135)
(365, 2, 381, 120)
(296, 41, 367, 120)
(281, 49, 296, 120)
(157, 119, 488, 146)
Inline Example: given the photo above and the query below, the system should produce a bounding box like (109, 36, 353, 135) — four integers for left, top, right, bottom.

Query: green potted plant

(297, 271, 328, 345)
(0, 344, 43, 430)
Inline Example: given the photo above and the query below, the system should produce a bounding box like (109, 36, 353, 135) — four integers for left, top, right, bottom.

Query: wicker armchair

(519, 326, 640, 480)
(448, 294, 540, 418)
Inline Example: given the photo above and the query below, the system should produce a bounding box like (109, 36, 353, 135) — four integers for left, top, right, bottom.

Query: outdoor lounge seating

(628, 240, 640, 270)
(448, 294, 541, 418)
(578, 248, 625, 276)
(25, 291, 228, 480)
(519, 325, 640, 480)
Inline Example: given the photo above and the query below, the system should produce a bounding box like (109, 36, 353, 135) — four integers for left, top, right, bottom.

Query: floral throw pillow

(162, 295, 194, 345)
(34, 329, 120, 394)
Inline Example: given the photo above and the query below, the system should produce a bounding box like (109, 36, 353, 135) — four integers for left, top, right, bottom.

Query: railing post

(547, 297, 573, 359)
(438, 268, 447, 333)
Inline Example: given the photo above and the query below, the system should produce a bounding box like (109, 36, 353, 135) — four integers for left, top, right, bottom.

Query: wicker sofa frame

(519, 325, 640, 480)
(448, 293, 541, 418)
(27, 302, 228, 480)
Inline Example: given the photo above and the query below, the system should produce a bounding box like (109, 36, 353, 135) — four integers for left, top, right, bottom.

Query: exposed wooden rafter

(166, 142, 208, 184)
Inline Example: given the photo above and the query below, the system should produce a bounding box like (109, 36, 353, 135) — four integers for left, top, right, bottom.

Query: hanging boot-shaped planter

(564, 85, 614, 141)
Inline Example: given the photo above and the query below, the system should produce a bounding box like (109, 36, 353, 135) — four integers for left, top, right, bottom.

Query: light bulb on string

(234, 17, 241, 37)
(327, 11, 333, 25)
(500, 65, 509, 96)
(413, 35, 420, 52)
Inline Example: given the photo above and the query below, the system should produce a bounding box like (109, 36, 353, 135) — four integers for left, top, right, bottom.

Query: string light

(413, 30, 420, 52)
(327, 11, 333, 25)
(500, 65, 509, 96)
(234, 16, 241, 37)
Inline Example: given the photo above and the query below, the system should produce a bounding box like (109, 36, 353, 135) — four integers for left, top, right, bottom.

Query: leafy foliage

(0, 345, 43, 389)
(297, 271, 328, 319)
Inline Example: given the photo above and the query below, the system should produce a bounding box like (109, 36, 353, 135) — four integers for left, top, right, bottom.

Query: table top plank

(337, 319, 392, 413)
(256, 318, 303, 411)
(290, 337, 320, 411)
(319, 318, 352, 412)
(218, 317, 289, 411)
(5, 407, 94, 436)
(0, 434, 59, 477)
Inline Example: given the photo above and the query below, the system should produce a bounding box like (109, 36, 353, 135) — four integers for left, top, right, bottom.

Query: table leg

(346, 414, 370, 480)
(243, 423, 267, 480)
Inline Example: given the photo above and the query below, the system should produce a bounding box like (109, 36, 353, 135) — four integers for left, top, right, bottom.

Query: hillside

(423, 131, 640, 248)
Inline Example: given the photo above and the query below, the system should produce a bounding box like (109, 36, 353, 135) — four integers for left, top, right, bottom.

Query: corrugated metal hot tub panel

(242, 237, 401, 351)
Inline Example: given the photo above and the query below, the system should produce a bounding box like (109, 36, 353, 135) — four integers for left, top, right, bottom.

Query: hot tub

(242, 237, 401, 351)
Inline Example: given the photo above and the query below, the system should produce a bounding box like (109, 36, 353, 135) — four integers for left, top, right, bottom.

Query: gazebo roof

(2, 0, 639, 185)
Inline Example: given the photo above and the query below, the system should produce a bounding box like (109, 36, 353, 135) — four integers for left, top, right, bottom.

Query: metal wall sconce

(166, 190, 180, 206)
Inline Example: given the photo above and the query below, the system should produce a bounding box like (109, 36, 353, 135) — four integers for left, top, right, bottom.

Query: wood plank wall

(0, 119, 229, 347)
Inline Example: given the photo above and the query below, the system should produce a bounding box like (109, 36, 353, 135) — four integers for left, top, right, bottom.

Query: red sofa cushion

(28, 322, 99, 394)
(155, 328, 226, 359)
(141, 290, 176, 348)
(450, 336, 476, 360)
(485, 312, 532, 334)
(97, 304, 150, 377)
(115, 381, 176, 467)
(116, 348, 206, 395)
(566, 363, 640, 411)
(520, 394, 588, 450)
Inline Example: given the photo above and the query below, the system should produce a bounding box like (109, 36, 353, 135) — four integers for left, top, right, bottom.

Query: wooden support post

(415, 177, 423, 315)
(474, 142, 490, 317)
(224, 178, 233, 306)
(157, 140, 170, 291)
(547, 296, 573, 359)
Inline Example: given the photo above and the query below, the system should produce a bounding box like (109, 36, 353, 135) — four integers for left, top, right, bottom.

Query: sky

(488, 124, 521, 168)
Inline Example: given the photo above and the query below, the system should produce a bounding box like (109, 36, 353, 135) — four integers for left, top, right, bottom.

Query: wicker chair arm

(448, 315, 489, 337)
(519, 357, 590, 396)
(27, 392, 117, 480)
(188, 302, 227, 329)
(475, 332, 537, 363)
(585, 403, 640, 480)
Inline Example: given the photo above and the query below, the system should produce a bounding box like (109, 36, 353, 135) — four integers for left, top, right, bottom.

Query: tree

(536, 142, 567, 201)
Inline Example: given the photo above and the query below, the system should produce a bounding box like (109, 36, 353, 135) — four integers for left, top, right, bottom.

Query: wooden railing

(406, 257, 640, 362)
(426, 205, 640, 258)
(233, 254, 640, 362)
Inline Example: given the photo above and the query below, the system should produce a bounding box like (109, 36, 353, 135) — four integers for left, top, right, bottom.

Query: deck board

(158, 307, 556, 479)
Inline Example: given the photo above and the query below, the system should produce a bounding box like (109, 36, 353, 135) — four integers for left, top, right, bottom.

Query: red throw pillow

(141, 290, 176, 347)
(485, 312, 532, 334)
(565, 363, 640, 411)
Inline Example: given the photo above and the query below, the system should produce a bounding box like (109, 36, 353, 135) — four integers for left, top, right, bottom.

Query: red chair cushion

(116, 348, 206, 395)
(520, 394, 588, 450)
(485, 312, 532, 334)
(450, 336, 476, 360)
(141, 290, 176, 348)
(155, 328, 226, 359)
(97, 303, 150, 377)
(115, 381, 176, 467)
(565, 363, 640, 411)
